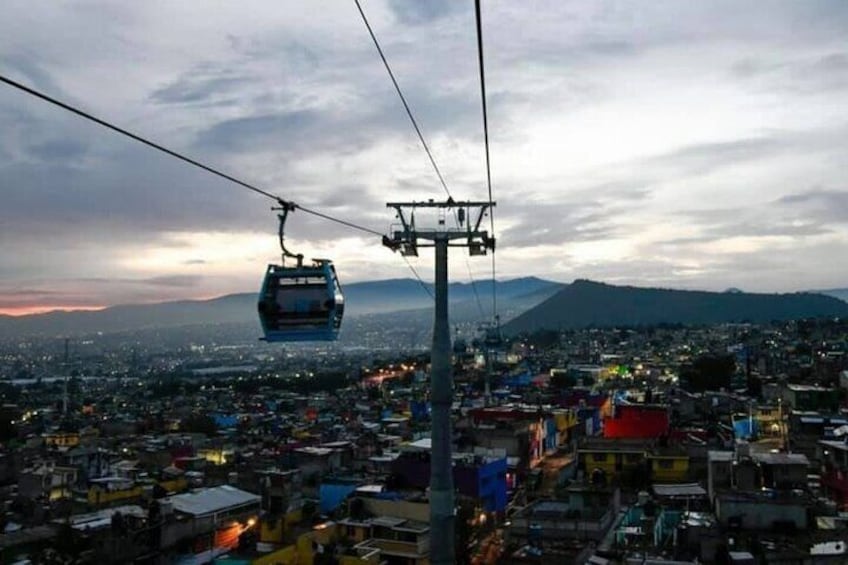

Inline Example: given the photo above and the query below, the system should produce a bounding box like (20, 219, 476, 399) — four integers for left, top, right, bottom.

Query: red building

(603, 404, 669, 439)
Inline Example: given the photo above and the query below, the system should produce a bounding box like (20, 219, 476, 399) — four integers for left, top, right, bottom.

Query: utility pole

(384, 199, 495, 565)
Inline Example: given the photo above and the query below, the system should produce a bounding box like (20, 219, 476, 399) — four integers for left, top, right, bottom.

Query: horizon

(2, 275, 844, 318)
(2, 2, 847, 314)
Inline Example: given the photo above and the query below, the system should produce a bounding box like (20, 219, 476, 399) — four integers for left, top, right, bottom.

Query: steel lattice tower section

(384, 199, 495, 565)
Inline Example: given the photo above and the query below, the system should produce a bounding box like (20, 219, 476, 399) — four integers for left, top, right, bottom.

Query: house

(783, 384, 841, 413)
(338, 492, 432, 565)
(19, 463, 78, 501)
(160, 485, 261, 563)
(646, 450, 690, 484)
(507, 484, 621, 545)
(715, 491, 809, 530)
(707, 451, 733, 503)
(820, 437, 848, 510)
(341, 516, 430, 565)
(578, 438, 645, 482)
(468, 407, 561, 471)
(43, 430, 80, 448)
(87, 477, 144, 508)
(391, 442, 509, 513)
(603, 404, 669, 439)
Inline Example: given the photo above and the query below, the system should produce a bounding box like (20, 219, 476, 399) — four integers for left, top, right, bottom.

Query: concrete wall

(360, 498, 428, 523)
(715, 495, 807, 530)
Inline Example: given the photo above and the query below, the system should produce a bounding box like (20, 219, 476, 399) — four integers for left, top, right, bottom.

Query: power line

(474, 0, 498, 320)
(353, 0, 451, 200)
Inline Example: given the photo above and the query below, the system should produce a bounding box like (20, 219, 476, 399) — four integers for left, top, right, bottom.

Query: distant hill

(816, 288, 848, 303)
(0, 277, 561, 338)
(503, 279, 848, 335)
(340, 276, 560, 315)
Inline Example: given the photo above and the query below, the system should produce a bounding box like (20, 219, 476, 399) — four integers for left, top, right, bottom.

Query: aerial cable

(466, 259, 487, 319)
(402, 256, 434, 300)
(0, 74, 439, 298)
(474, 0, 498, 321)
(354, 0, 488, 309)
(0, 74, 384, 238)
(353, 0, 452, 200)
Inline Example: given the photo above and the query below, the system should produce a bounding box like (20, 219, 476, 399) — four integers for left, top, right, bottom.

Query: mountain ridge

(503, 279, 848, 334)
(0, 277, 561, 338)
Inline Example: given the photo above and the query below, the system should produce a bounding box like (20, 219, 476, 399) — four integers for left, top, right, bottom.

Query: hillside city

(0, 306, 847, 564)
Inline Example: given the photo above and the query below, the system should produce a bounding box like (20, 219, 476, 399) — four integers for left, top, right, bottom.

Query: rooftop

(652, 483, 707, 498)
(167, 485, 260, 517)
(752, 452, 809, 466)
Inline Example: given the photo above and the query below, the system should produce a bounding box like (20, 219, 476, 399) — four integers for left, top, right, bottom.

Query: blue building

(391, 450, 508, 513)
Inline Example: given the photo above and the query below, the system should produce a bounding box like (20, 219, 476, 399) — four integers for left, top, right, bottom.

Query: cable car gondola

(257, 205, 344, 342)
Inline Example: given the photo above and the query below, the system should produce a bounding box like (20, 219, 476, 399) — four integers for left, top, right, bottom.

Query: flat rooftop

(168, 485, 260, 517)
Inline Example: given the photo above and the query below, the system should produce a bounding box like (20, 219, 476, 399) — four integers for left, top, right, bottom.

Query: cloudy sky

(1, 1, 847, 315)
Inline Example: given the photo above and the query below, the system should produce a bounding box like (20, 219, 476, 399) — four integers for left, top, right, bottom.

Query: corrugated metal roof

(168, 485, 260, 517)
(652, 483, 707, 497)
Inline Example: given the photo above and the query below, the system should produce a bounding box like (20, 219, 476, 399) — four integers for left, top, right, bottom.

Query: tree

(550, 372, 577, 390)
(180, 414, 217, 435)
(680, 354, 735, 392)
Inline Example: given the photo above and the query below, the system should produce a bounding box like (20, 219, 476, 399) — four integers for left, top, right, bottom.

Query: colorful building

(603, 404, 669, 439)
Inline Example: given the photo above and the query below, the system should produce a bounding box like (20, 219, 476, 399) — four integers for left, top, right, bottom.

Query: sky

(1, 0, 847, 315)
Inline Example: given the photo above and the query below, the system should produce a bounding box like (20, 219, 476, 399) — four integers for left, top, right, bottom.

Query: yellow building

(577, 439, 690, 483)
(158, 476, 188, 495)
(578, 445, 645, 479)
(259, 506, 305, 545)
(87, 478, 143, 507)
(43, 431, 80, 448)
(219, 522, 381, 565)
(754, 405, 784, 436)
(647, 453, 690, 483)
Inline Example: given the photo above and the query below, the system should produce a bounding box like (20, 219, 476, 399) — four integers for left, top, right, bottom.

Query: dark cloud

(194, 110, 321, 152)
(0, 274, 200, 309)
(731, 51, 848, 94)
(498, 180, 652, 248)
(776, 188, 848, 223)
(27, 138, 88, 161)
(387, 0, 464, 25)
(73, 276, 200, 287)
(0, 290, 62, 297)
(143, 275, 200, 287)
(648, 137, 785, 176)
(660, 222, 831, 246)
(151, 75, 245, 105)
(3, 53, 65, 95)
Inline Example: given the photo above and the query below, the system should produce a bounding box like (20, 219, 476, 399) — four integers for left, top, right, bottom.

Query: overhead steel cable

(0, 75, 385, 237)
(354, 0, 488, 310)
(353, 0, 452, 200)
(403, 256, 434, 299)
(474, 0, 498, 321)
(465, 259, 487, 319)
(0, 74, 440, 296)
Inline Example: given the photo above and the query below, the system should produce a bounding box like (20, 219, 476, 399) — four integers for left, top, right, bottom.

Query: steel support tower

(384, 199, 495, 565)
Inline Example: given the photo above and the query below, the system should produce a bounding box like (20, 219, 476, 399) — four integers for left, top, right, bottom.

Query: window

(657, 460, 674, 469)
(592, 453, 607, 462)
